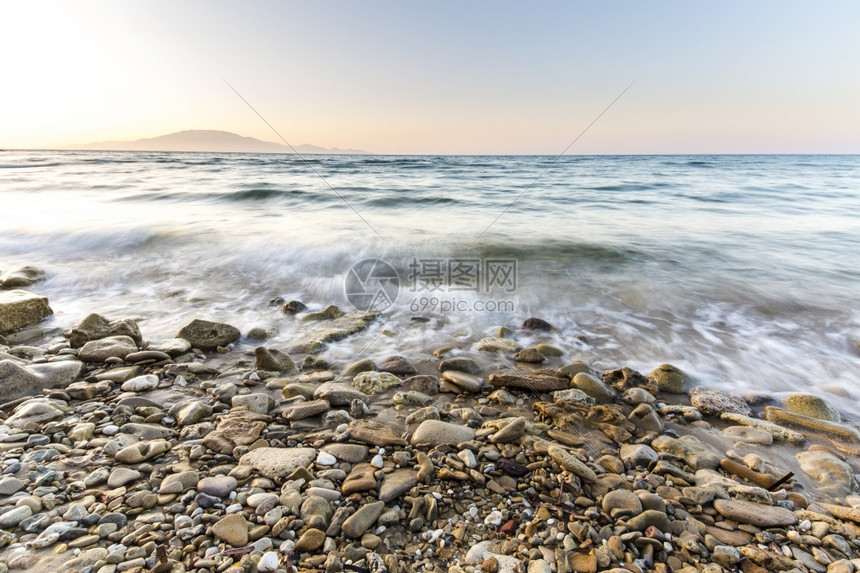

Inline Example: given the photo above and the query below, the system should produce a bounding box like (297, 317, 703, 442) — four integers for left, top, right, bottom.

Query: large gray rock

(63, 313, 142, 348)
(0, 290, 53, 334)
(238, 447, 316, 480)
(78, 335, 138, 362)
(0, 359, 84, 400)
(176, 319, 240, 350)
(6, 398, 70, 428)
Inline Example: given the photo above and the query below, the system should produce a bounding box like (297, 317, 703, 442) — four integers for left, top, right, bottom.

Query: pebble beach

(2, 266, 860, 573)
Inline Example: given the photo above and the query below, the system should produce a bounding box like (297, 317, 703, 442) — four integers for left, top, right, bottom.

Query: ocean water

(1, 151, 859, 407)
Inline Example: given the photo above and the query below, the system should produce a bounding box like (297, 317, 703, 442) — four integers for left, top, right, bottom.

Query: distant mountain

(63, 130, 368, 154)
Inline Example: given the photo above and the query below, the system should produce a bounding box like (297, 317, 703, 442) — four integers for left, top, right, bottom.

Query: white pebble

(257, 551, 279, 573)
(468, 506, 478, 519)
(225, 503, 243, 514)
(248, 372, 260, 381)
(375, 525, 386, 534)
(316, 451, 337, 466)
(336, 423, 349, 433)
(484, 510, 503, 526)
(370, 454, 384, 468)
(432, 492, 442, 500)
(279, 539, 296, 553)
(101, 425, 119, 436)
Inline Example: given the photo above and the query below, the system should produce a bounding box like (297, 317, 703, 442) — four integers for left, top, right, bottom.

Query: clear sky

(2, 1, 859, 154)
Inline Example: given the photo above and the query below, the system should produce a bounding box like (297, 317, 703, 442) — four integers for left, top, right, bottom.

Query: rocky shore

(1, 270, 860, 573)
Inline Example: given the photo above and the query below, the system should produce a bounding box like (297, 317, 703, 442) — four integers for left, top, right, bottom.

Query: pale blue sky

(1, 1, 858, 154)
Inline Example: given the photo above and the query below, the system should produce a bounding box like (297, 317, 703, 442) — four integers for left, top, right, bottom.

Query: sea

(1, 151, 858, 408)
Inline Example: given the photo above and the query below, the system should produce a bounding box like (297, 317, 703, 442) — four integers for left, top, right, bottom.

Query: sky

(1, 1, 859, 155)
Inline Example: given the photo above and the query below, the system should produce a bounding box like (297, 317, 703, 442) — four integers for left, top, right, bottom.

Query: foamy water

(1, 151, 859, 407)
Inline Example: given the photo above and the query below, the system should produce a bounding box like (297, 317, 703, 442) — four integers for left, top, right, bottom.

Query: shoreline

(1, 280, 860, 572)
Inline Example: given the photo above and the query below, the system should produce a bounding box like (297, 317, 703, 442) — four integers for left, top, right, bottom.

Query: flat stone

(341, 500, 385, 538)
(290, 310, 379, 353)
(6, 398, 69, 428)
(477, 337, 521, 353)
(0, 290, 53, 334)
(0, 359, 84, 401)
(714, 498, 798, 527)
(378, 355, 417, 376)
(411, 419, 475, 446)
(120, 374, 159, 392)
(489, 373, 569, 392)
(626, 509, 670, 532)
(198, 475, 237, 497)
(294, 528, 326, 553)
(651, 434, 722, 470)
(439, 357, 481, 375)
(352, 371, 402, 395)
(231, 393, 274, 414)
(63, 313, 142, 348)
(201, 410, 269, 455)
(114, 439, 172, 464)
(348, 419, 407, 447)
(120, 423, 176, 440)
(78, 335, 138, 362)
(159, 470, 200, 494)
(721, 412, 806, 443)
(211, 513, 248, 546)
(722, 425, 773, 445)
(379, 469, 417, 502)
(547, 445, 597, 482)
(0, 476, 27, 495)
(313, 383, 368, 406)
(176, 319, 240, 350)
(66, 380, 112, 400)
(145, 338, 192, 355)
(795, 450, 855, 497)
(490, 417, 527, 444)
(765, 406, 860, 455)
(107, 467, 141, 488)
(282, 399, 330, 421)
(690, 387, 751, 416)
(342, 463, 378, 495)
(238, 447, 316, 480)
(322, 444, 368, 463)
(392, 391, 434, 406)
(441, 370, 483, 393)
(170, 399, 213, 426)
(0, 506, 33, 527)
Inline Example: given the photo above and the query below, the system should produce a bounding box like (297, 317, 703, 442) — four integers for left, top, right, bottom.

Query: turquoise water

(1, 151, 859, 404)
